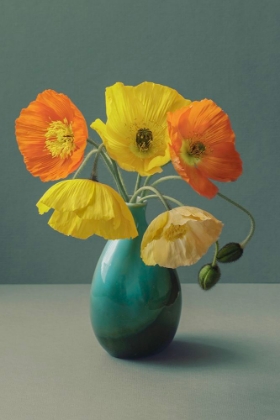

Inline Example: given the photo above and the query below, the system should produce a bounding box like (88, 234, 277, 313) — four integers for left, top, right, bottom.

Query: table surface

(0, 284, 279, 420)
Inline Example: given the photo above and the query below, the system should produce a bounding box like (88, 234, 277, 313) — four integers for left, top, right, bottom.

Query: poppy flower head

(36, 179, 138, 240)
(168, 99, 242, 199)
(91, 82, 191, 176)
(15, 90, 88, 181)
(141, 206, 223, 268)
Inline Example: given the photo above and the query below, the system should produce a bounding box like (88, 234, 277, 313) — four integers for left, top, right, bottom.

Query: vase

(90, 201, 182, 359)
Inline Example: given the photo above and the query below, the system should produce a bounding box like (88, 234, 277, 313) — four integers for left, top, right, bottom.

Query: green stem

(109, 159, 129, 201)
(72, 149, 98, 179)
(151, 175, 182, 188)
(86, 138, 129, 201)
(92, 144, 105, 178)
(162, 195, 184, 207)
(134, 174, 142, 194)
(87, 137, 100, 148)
(137, 194, 184, 207)
(140, 175, 155, 197)
(130, 186, 171, 210)
(212, 241, 219, 266)
(217, 192, 255, 248)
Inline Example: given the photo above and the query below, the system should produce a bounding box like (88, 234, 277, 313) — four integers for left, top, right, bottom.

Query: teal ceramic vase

(90, 201, 182, 359)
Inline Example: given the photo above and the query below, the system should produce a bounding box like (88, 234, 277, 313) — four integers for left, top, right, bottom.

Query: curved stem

(151, 175, 182, 188)
(92, 144, 105, 178)
(162, 195, 184, 207)
(109, 159, 129, 201)
(137, 194, 184, 207)
(212, 241, 219, 266)
(86, 139, 129, 201)
(72, 149, 98, 179)
(130, 186, 171, 210)
(217, 192, 255, 248)
(140, 175, 155, 197)
(134, 174, 142, 194)
(87, 137, 100, 148)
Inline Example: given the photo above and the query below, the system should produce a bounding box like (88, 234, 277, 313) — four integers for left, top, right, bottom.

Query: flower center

(180, 139, 206, 166)
(136, 128, 153, 152)
(45, 118, 76, 159)
(187, 141, 205, 158)
(164, 223, 188, 241)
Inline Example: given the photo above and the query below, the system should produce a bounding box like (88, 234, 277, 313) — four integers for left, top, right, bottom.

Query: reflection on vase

(90, 202, 182, 359)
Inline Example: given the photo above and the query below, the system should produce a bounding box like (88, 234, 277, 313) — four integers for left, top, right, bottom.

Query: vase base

(95, 300, 181, 359)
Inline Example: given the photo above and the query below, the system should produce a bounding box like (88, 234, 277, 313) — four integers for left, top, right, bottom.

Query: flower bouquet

(15, 82, 255, 358)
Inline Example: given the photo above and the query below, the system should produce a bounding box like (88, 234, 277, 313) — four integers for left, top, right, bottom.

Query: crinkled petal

(91, 81, 191, 175)
(141, 206, 223, 268)
(37, 179, 138, 240)
(169, 148, 218, 199)
(168, 99, 242, 198)
(15, 89, 88, 182)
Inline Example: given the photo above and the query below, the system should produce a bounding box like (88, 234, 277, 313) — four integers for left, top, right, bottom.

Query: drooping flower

(167, 99, 242, 199)
(15, 90, 88, 181)
(141, 206, 223, 268)
(91, 82, 191, 176)
(36, 179, 138, 240)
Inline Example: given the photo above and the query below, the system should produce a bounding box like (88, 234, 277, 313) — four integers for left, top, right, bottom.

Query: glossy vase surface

(90, 202, 182, 359)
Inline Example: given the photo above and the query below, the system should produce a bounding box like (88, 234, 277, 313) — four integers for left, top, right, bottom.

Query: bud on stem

(198, 264, 221, 291)
(217, 242, 243, 263)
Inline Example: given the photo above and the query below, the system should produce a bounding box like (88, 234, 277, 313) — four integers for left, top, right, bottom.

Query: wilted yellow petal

(141, 206, 223, 268)
(37, 179, 138, 240)
(36, 179, 93, 213)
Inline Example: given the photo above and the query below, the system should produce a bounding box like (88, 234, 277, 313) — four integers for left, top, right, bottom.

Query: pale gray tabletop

(0, 284, 279, 420)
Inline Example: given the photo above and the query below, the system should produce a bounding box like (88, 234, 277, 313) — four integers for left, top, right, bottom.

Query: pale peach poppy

(141, 206, 223, 268)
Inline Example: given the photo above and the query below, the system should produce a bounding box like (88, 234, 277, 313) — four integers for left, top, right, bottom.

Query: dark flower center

(136, 128, 153, 152)
(187, 141, 206, 158)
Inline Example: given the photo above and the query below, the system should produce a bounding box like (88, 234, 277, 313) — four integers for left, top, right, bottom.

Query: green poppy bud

(198, 264, 221, 291)
(217, 242, 243, 263)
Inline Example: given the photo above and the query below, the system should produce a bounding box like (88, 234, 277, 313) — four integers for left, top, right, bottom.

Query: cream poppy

(141, 206, 223, 268)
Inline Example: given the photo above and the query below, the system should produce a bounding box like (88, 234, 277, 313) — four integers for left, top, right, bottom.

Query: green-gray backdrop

(1, 0, 279, 284)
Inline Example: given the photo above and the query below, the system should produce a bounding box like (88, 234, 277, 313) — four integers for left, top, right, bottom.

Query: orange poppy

(15, 90, 88, 181)
(167, 99, 242, 199)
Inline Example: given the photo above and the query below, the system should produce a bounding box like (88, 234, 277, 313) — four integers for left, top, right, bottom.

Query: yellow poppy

(36, 179, 138, 240)
(91, 82, 191, 175)
(141, 206, 223, 268)
(15, 90, 88, 181)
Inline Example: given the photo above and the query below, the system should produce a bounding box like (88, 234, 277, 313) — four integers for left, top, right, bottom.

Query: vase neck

(126, 202, 148, 235)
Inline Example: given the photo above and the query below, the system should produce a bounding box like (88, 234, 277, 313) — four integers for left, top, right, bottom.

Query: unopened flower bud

(198, 264, 221, 291)
(217, 242, 243, 263)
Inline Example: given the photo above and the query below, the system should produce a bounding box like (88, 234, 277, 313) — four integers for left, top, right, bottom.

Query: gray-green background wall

(1, 0, 279, 284)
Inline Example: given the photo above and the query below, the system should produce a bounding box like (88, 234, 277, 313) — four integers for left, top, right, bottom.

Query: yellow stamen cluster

(164, 223, 188, 241)
(45, 118, 76, 159)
